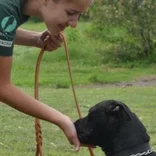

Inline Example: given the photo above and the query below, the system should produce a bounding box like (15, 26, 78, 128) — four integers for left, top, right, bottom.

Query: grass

(1, 21, 156, 155)
(0, 86, 156, 156)
(11, 22, 156, 88)
(12, 52, 156, 87)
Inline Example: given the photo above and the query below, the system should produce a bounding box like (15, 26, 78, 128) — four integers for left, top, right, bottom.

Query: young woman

(0, 0, 93, 151)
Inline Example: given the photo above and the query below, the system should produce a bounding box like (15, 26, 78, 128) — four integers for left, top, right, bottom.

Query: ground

(77, 76, 156, 88)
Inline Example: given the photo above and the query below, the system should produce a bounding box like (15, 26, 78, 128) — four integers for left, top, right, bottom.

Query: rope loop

(34, 33, 95, 156)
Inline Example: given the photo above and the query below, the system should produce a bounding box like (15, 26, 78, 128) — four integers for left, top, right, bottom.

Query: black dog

(74, 100, 156, 156)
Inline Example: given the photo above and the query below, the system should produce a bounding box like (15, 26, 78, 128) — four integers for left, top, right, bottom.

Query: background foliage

(83, 0, 156, 64)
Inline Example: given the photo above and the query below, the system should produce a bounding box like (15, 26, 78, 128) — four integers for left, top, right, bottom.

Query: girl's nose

(68, 14, 80, 28)
(68, 20, 78, 28)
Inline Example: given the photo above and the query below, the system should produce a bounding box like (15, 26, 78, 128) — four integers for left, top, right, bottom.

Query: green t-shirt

(0, 0, 29, 56)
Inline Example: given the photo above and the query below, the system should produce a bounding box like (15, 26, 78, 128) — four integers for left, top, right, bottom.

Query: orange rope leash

(34, 33, 95, 156)
(34, 37, 49, 156)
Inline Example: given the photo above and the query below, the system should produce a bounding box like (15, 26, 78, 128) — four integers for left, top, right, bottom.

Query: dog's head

(74, 100, 150, 155)
(74, 100, 131, 146)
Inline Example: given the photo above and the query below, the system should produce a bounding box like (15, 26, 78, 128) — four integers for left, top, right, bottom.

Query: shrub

(89, 0, 156, 64)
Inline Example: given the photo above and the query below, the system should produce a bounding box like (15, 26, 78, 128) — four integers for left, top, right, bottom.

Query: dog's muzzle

(74, 117, 97, 145)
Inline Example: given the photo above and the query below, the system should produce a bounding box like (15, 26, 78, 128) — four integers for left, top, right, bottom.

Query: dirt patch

(76, 76, 156, 88)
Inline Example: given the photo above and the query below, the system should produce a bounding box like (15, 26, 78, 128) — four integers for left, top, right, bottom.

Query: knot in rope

(35, 119, 43, 156)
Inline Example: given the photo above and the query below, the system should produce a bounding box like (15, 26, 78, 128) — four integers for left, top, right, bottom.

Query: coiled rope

(34, 33, 94, 156)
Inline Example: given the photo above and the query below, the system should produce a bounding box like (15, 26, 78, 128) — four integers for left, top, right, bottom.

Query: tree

(91, 0, 156, 62)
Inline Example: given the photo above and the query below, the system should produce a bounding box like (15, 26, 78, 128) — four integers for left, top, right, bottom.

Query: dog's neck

(101, 117, 151, 156)
(103, 142, 152, 156)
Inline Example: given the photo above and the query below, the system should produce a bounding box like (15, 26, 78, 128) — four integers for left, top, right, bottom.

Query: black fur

(74, 100, 156, 156)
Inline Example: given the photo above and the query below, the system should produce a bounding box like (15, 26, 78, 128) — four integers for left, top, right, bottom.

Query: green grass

(11, 21, 156, 88)
(0, 86, 156, 156)
(12, 43, 156, 87)
(12, 51, 156, 87)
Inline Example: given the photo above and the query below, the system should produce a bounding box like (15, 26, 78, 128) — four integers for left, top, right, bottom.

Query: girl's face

(41, 0, 92, 35)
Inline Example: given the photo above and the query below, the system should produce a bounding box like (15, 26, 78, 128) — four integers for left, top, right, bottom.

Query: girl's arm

(0, 56, 80, 151)
(15, 28, 63, 51)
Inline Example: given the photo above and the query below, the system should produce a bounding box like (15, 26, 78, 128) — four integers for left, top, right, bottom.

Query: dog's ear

(115, 105, 131, 121)
(106, 103, 132, 121)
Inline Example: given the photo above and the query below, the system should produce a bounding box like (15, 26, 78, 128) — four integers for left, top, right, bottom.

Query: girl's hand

(37, 30, 63, 51)
(58, 115, 80, 152)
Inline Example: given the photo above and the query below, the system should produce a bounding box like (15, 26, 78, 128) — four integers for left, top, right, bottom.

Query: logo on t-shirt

(1, 15, 17, 33)
(0, 15, 16, 47)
